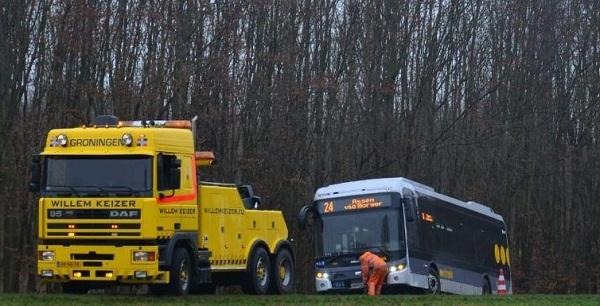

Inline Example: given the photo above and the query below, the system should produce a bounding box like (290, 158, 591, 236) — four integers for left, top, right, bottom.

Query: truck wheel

(62, 283, 89, 294)
(242, 247, 271, 294)
(270, 248, 294, 294)
(168, 248, 192, 295)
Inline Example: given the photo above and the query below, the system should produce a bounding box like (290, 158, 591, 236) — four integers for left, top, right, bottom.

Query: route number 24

(323, 201, 334, 213)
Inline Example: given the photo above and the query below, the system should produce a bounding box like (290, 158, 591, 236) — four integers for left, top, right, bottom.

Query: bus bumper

(37, 244, 168, 284)
(315, 277, 333, 292)
(387, 268, 411, 284)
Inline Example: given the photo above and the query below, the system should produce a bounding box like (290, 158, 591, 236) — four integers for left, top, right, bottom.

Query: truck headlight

(40, 251, 55, 261)
(133, 251, 155, 262)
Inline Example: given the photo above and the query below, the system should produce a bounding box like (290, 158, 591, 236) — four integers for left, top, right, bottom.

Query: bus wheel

(482, 277, 492, 294)
(271, 248, 294, 294)
(427, 268, 441, 294)
(62, 283, 89, 294)
(168, 248, 192, 295)
(242, 247, 271, 294)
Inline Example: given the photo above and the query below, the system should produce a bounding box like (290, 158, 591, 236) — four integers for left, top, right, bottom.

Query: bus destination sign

(319, 194, 391, 214)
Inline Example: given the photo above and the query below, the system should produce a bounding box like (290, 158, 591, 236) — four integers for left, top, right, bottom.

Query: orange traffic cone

(497, 268, 507, 295)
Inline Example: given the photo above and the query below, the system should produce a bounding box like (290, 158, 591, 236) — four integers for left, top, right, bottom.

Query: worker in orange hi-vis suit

(359, 251, 389, 296)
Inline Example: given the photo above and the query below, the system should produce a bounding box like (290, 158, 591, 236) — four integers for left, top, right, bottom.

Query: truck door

(156, 153, 197, 233)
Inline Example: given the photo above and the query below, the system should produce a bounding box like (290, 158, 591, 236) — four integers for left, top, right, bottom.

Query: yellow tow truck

(30, 115, 294, 295)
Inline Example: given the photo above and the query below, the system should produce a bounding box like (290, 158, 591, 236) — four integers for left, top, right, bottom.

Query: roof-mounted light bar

(118, 120, 192, 129)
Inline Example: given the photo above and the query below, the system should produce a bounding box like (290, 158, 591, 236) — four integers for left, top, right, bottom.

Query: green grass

(1, 294, 599, 306)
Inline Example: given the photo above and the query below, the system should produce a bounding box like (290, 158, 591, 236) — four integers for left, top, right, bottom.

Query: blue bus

(299, 177, 512, 294)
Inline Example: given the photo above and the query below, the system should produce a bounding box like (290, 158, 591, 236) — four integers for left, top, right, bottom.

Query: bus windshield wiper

(45, 185, 81, 196)
(323, 251, 360, 264)
(362, 246, 390, 258)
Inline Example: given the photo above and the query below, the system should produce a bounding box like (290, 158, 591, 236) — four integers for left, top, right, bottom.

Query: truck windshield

(42, 155, 152, 197)
(315, 208, 405, 257)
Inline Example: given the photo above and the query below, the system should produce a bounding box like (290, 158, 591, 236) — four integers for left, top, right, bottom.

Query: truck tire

(61, 283, 89, 294)
(270, 248, 294, 294)
(169, 248, 192, 295)
(241, 247, 271, 294)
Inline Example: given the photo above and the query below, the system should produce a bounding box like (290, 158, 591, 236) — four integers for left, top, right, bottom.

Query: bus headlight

(389, 264, 405, 272)
(40, 251, 55, 261)
(133, 251, 155, 262)
(316, 272, 329, 279)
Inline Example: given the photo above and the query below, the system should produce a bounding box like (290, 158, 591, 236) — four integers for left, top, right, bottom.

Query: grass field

(0, 294, 599, 306)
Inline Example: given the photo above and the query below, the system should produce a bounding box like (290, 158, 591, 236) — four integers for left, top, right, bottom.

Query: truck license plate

(56, 261, 81, 268)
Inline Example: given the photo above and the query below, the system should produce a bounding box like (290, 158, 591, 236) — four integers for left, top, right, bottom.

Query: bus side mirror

(404, 200, 416, 222)
(298, 205, 314, 230)
(29, 155, 41, 193)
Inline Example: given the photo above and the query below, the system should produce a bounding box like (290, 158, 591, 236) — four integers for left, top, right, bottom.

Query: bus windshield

(42, 155, 152, 197)
(315, 208, 405, 257)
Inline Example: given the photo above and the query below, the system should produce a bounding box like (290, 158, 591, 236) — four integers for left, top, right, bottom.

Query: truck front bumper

(37, 244, 168, 284)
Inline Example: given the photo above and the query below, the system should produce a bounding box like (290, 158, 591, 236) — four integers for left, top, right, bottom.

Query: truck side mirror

(29, 155, 41, 193)
(167, 156, 181, 189)
(298, 205, 314, 230)
(251, 196, 261, 209)
(169, 167, 181, 189)
(158, 154, 181, 192)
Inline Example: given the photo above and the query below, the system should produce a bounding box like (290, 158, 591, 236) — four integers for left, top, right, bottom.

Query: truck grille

(45, 209, 141, 237)
(47, 223, 140, 229)
(47, 232, 140, 237)
(47, 209, 140, 219)
(46, 223, 140, 237)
